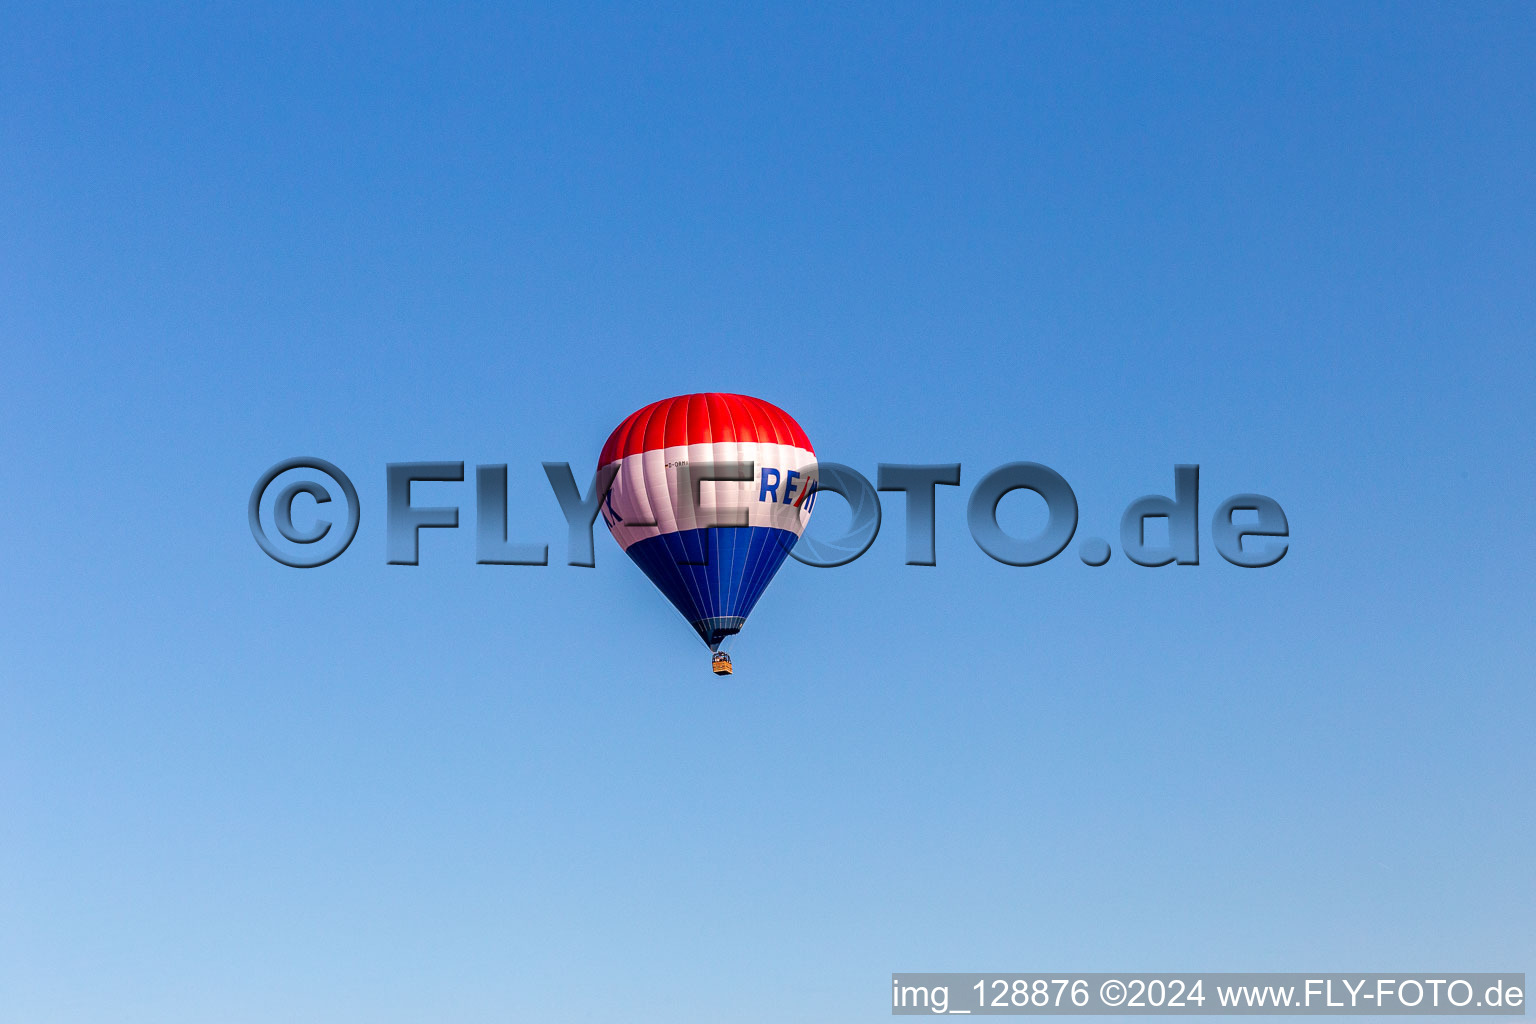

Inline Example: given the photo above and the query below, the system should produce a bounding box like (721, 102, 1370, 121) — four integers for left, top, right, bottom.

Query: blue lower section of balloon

(622, 526, 800, 649)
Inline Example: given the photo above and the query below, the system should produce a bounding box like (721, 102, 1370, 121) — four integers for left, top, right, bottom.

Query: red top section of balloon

(599, 393, 815, 466)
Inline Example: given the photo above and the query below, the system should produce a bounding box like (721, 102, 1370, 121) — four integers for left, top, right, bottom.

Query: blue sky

(2, 3, 1532, 1021)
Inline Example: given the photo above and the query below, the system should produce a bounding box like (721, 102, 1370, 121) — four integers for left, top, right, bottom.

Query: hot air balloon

(598, 394, 818, 675)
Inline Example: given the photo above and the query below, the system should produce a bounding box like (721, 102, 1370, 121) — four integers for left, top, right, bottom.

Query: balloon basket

(711, 652, 733, 676)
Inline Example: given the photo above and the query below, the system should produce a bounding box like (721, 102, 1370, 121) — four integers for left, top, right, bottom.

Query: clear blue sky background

(2, 4, 1532, 1022)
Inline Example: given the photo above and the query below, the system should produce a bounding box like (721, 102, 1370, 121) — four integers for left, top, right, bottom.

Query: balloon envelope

(599, 394, 817, 650)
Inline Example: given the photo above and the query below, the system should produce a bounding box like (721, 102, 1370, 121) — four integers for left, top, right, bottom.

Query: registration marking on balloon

(598, 394, 818, 658)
